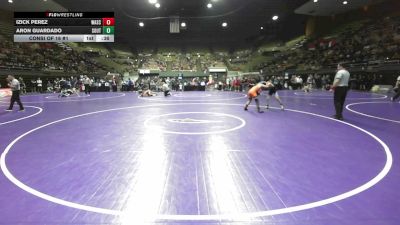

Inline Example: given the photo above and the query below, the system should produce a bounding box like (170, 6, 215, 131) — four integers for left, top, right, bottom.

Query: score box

(13, 12, 115, 42)
(102, 26, 114, 34)
(102, 18, 115, 26)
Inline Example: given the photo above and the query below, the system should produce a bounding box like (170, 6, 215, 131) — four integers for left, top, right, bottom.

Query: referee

(5, 75, 24, 112)
(331, 63, 350, 120)
(391, 75, 400, 102)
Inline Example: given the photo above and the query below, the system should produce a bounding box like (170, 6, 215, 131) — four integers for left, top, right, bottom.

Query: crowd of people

(259, 16, 400, 73)
(1, 15, 399, 80)
(131, 16, 400, 75)
(6, 71, 396, 97)
(1, 15, 399, 101)
(6, 75, 119, 95)
(129, 76, 207, 92)
(135, 52, 226, 72)
(0, 35, 104, 74)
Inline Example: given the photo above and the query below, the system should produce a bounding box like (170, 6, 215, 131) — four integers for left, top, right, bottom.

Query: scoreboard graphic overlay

(14, 12, 114, 42)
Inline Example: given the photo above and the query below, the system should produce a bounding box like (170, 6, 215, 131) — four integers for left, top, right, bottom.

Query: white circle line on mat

(0, 106, 43, 126)
(346, 101, 400, 124)
(0, 103, 392, 221)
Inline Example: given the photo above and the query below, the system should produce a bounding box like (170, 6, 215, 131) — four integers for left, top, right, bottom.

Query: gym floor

(0, 90, 398, 225)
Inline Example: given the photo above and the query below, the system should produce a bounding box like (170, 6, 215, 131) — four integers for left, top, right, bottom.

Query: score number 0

(103, 18, 115, 26)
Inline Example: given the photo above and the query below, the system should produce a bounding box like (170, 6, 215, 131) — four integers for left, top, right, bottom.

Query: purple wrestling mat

(0, 90, 398, 225)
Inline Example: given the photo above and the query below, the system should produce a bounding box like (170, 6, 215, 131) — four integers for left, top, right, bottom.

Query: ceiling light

(148, 0, 157, 4)
(222, 22, 228, 27)
(343, 1, 348, 4)
(139, 22, 144, 27)
(314, 0, 318, 2)
(207, 3, 213, 8)
(181, 22, 186, 27)
(8, 0, 13, 3)
(272, 15, 279, 21)
(155, 3, 160, 8)
(260, 26, 264, 30)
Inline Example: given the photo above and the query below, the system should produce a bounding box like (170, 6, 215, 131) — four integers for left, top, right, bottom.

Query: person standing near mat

(162, 81, 171, 97)
(391, 75, 400, 102)
(5, 75, 24, 112)
(36, 77, 43, 93)
(83, 75, 91, 96)
(331, 63, 350, 120)
(244, 81, 272, 113)
(390, 76, 400, 102)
